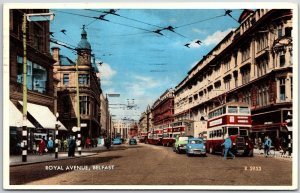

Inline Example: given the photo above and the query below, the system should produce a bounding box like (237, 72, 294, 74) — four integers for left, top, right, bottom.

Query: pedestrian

(68, 135, 76, 157)
(32, 141, 37, 155)
(263, 136, 272, 157)
(58, 138, 61, 151)
(38, 136, 46, 155)
(47, 137, 54, 155)
(63, 138, 68, 152)
(85, 137, 91, 148)
(222, 135, 235, 160)
(258, 137, 262, 150)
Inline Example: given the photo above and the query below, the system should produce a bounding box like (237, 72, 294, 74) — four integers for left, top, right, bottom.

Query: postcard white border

(3, 2, 298, 190)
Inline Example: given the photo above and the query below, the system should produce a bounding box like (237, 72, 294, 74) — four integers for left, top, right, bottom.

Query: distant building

(151, 88, 175, 127)
(113, 121, 129, 139)
(174, 9, 293, 142)
(100, 92, 109, 137)
(52, 26, 102, 138)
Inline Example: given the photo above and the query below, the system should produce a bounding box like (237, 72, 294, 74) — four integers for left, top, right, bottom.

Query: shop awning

(18, 101, 67, 131)
(10, 101, 34, 128)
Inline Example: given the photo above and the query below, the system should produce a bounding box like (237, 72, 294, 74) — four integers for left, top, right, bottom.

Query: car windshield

(190, 140, 202, 144)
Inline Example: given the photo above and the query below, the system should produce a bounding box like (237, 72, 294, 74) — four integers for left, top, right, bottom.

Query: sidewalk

(253, 148, 293, 159)
(10, 145, 107, 167)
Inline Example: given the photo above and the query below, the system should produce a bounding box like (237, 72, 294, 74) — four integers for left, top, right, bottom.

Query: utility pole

(75, 60, 81, 155)
(21, 12, 54, 162)
(22, 13, 28, 162)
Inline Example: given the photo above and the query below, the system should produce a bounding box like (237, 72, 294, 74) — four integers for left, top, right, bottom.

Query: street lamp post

(55, 112, 60, 159)
(75, 59, 82, 155)
(21, 12, 54, 162)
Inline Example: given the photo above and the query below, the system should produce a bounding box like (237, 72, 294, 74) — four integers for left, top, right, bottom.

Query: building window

(257, 33, 268, 52)
(285, 27, 292, 37)
(290, 77, 293, 99)
(215, 65, 221, 77)
(17, 56, 47, 93)
(289, 49, 293, 65)
(278, 28, 283, 38)
(224, 78, 231, 91)
(241, 66, 250, 85)
(63, 74, 69, 86)
(241, 44, 250, 62)
(79, 74, 89, 85)
(62, 96, 70, 114)
(257, 57, 268, 77)
(80, 96, 90, 115)
(234, 54, 238, 67)
(279, 78, 286, 101)
(280, 51, 285, 67)
(224, 59, 230, 72)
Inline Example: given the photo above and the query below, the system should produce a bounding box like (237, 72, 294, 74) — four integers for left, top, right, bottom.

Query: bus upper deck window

(228, 106, 238, 113)
(239, 106, 250, 114)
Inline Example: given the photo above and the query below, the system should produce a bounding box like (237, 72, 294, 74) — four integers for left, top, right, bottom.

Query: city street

(10, 143, 292, 186)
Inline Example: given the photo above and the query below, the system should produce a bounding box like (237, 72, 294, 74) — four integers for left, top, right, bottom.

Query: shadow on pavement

(10, 155, 122, 185)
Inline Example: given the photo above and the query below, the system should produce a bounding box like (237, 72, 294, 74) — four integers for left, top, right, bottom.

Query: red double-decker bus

(162, 124, 173, 146)
(153, 127, 163, 145)
(206, 102, 254, 156)
(147, 129, 155, 144)
(139, 132, 148, 143)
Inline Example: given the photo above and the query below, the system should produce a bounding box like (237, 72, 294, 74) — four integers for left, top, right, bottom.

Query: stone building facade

(151, 88, 175, 127)
(174, 9, 293, 142)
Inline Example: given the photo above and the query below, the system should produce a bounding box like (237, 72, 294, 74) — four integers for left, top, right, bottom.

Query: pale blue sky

(49, 9, 244, 121)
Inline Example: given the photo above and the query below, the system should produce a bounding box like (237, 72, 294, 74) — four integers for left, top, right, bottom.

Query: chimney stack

(51, 47, 60, 65)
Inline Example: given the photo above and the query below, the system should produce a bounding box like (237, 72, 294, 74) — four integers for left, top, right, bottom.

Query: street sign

(81, 123, 87, 127)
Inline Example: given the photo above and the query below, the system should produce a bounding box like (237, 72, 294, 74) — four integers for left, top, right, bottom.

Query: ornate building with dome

(52, 25, 103, 139)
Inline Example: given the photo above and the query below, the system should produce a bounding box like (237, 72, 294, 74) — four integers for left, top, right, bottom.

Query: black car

(129, 138, 137, 145)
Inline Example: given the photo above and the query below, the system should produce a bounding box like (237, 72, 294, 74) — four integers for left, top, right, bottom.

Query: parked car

(112, 138, 122, 145)
(173, 136, 190, 154)
(186, 138, 206, 157)
(129, 138, 137, 145)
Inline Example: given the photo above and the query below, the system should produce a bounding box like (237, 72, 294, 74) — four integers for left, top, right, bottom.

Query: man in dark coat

(68, 136, 76, 157)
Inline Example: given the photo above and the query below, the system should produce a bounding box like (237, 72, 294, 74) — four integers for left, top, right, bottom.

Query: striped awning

(18, 101, 67, 131)
(10, 101, 34, 128)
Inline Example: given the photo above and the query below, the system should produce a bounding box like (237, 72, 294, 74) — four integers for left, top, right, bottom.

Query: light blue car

(186, 138, 206, 157)
(112, 138, 122, 145)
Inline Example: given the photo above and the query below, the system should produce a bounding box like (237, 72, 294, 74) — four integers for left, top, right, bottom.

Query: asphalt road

(10, 143, 292, 186)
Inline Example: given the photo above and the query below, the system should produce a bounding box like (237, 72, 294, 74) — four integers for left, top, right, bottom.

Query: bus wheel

(209, 147, 214, 154)
(248, 149, 253, 157)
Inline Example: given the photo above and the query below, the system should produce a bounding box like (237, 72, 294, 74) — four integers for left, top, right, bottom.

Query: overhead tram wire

(85, 9, 163, 29)
(52, 10, 167, 37)
(174, 14, 225, 29)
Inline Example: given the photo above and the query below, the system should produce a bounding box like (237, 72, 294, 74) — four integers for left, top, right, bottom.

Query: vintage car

(129, 138, 137, 145)
(186, 138, 206, 157)
(112, 138, 122, 145)
(173, 136, 190, 154)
